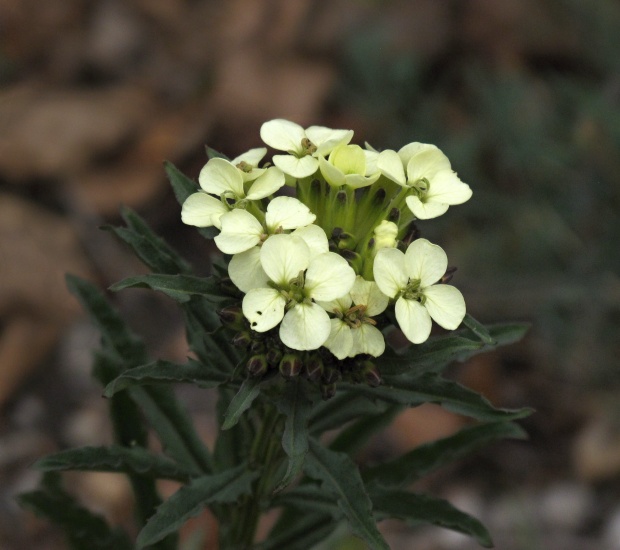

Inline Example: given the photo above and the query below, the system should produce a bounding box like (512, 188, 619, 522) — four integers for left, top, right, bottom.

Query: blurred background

(1, 0, 619, 548)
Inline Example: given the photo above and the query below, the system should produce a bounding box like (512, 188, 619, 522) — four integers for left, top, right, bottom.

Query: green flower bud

(359, 360, 382, 387)
(266, 347, 283, 366)
(304, 355, 324, 382)
(250, 340, 265, 354)
(247, 354, 268, 377)
(279, 354, 303, 378)
(232, 331, 252, 348)
(322, 366, 341, 385)
(218, 306, 245, 330)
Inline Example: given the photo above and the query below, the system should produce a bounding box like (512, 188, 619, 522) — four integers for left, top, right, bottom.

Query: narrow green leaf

(257, 513, 336, 550)
(205, 146, 229, 161)
(270, 483, 340, 517)
(110, 274, 226, 304)
(371, 488, 493, 547)
(35, 445, 194, 482)
(462, 314, 495, 344)
(363, 421, 527, 488)
(309, 392, 390, 435)
(274, 379, 313, 491)
(304, 440, 389, 550)
(18, 473, 133, 550)
(221, 377, 262, 430)
(137, 465, 259, 548)
(104, 359, 229, 397)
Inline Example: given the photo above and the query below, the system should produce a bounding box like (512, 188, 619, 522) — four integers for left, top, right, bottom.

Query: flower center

(300, 137, 317, 157)
(280, 270, 310, 308)
(236, 161, 253, 173)
(341, 304, 376, 328)
(409, 177, 430, 201)
(401, 278, 426, 303)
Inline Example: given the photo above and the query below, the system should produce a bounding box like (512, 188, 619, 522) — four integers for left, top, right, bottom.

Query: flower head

(373, 238, 466, 344)
(318, 143, 380, 188)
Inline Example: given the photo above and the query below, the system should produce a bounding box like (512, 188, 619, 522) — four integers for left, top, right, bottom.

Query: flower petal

(404, 238, 448, 288)
(318, 155, 345, 187)
(242, 288, 286, 332)
(266, 196, 316, 231)
(214, 209, 263, 254)
(279, 302, 331, 350)
(306, 126, 353, 156)
(373, 248, 408, 298)
(395, 297, 432, 344)
(273, 154, 318, 178)
(198, 158, 244, 197)
(351, 324, 385, 357)
(330, 144, 366, 175)
(317, 294, 352, 315)
(260, 119, 305, 153)
(405, 144, 451, 182)
(350, 276, 388, 316)
(246, 166, 285, 200)
(425, 171, 472, 205)
(344, 172, 380, 189)
(377, 149, 406, 186)
(181, 192, 228, 228)
(398, 142, 427, 167)
(260, 234, 310, 285)
(292, 224, 329, 258)
(324, 318, 353, 359)
(231, 147, 267, 168)
(423, 285, 466, 330)
(405, 195, 450, 220)
(228, 246, 269, 292)
(305, 252, 356, 302)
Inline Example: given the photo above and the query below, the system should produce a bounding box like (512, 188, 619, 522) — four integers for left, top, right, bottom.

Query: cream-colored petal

(318, 155, 345, 187)
(280, 302, 331, 350)
(265, 196, 316, 231)
(273, 154, 318, 178)
(213, 209, 263, 254)
(373, 248, 408, 298)
(350, 324, 385, 358)
(423, 285, 466, 330)
(395, 297, 432, 344)
(231, 147, 267, 167)
(198, 158, 244, 197)
(305, 252, 356, 302)
(260, 234, 310, 286)
(242, 288, 286, 332)
(330, 144, 366, 175)
(246, 166, 285, 200)
(292, 224, 329, 258)
(405, 195, 450, 220)
(425, 171, 472, 205)
(324, 319, 353, 360)
(398, 142, 426, 167)
(306, 127, 353, 156)
(406, 145, 452, 183)
(364, 149, 380, 175)
(260, 119, 305, 153)
(344, 172, 380, 189)
(316, 294, 352, 314)
(181, 192, 228, 228)
(228, 246, 269, 292)
(350, 276, 388, 316)
(377, 149, 406, 186)
(404, 238, 448, 288)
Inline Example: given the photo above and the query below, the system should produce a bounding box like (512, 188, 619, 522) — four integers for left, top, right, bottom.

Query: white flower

(318, 143, 380, 188)
(373, 238, 466, 344)
(319, 276, 388, 359)
(242, 233, 356, 350)
(260, 119, 353, 179)
(230, 147, 268, 182)
(376, 143, 472, 220)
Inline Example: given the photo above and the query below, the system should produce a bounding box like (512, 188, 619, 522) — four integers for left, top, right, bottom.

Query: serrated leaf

(309, 392, 390, 435)
(304, 440, 389, 550)
(257, 513, 336, 550)
(462, 314, 495, 344)
(35, 445, 194, 482)
(363, 421, 527, 488)
(270, 483, 340, 517)
(370, 488, 493, 547)
(137, 465, 259, 548)
(274, 379, 313, 491)
(104, 359, 229, 397)
(221, 377, 262, 430)
(110, 274, 226, 304)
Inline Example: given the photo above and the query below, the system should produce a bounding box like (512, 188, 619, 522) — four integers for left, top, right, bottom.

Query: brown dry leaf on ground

(0, 194, 93, 407)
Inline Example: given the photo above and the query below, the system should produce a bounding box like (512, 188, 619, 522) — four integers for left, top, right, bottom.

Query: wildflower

(260, 119, 353, 178)
(230, 147, 268, 182)
(318, 143, 380, 188)
(377, 143, 472, 219)
(242, 233, 356, 350)
(373, 238, 466, 344)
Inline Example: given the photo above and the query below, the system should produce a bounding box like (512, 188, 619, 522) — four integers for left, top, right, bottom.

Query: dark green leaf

(257, 513, 336, 550)
(270, 483, 340, 517)
(205, 147, 229, 161)
(137, 465, 259, 548)
(462, 314, 496, 344)
(110, 274, 226, 304)
(309, 392, 390, 435)
(35, 445, 194, 482)
(104, 359, 229, 397)
(221, 377, 262, 430)
(304, 440, 389, 550)
(364, 421, 527, 488)
(371, 488, 493, 547)
(274, 379, 313, 491)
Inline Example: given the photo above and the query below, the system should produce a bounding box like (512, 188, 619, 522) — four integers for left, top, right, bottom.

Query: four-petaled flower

(260, 119, 353, 179)
(377, 143, 472, 220)
(242, 233, 356, 350)
(319, 143, 381, 188)
(373, 238, 466, 344)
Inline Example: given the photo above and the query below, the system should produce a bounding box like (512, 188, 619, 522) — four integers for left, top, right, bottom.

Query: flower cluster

(182, 119, 471, 385)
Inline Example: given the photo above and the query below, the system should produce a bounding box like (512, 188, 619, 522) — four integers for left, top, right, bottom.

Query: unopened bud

(337, 232, 356, 250)
(279, 354, 302, 378)
(336, 190, 347, 205)
(441, 266, 457, 284)
(321, 383, 337, 400)
(340, 249, 361, 262)
(218, 306, 245, 330)
(322, 366, 340, 385)
(232, 331, 252, 348)
(359, 360, 382, 387)
(305, 355, 324, 382)
(401, 222, 420, 246)
(388, 207, 400, 223)
(331, 227, 344, 239)
(247, 355, 268, 377)
(373, 220, 398, 251)
(266, 347, 283, 366)
(250, 340, 265, 354)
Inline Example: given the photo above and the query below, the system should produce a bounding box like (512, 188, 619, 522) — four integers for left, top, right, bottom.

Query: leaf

(257, 512, 336, 550)
(110, 274, 226, 304)
(137, 465, 259, 548)
(221, 377, 262, 430)
(309, 392, 390, 435)
(270, 483, 340, 517)
(35, 445, 194, 482)
(304, 439, 389, 550)
(370, 488, 493, 548)
(205, 146, 230, 161)
(462, 314, 496, 344)
(274, 379, 313, 491)
(18, 473, 133, 550)
(363, 421, 527, 488)
(104, 359, 229, 397)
